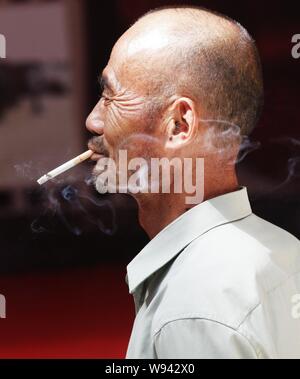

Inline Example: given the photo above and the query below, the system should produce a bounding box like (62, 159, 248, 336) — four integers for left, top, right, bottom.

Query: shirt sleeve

(154, 318, 259, 359)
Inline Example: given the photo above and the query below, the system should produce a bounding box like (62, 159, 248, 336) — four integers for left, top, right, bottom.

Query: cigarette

(37, 150, 93, 185)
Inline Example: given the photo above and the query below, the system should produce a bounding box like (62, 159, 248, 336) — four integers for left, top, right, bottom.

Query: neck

(135, 169, 239, 239)
(135, 193, 187, 239)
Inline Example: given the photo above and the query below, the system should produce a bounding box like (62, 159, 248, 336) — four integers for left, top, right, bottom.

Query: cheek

(104, 102, 143, 149)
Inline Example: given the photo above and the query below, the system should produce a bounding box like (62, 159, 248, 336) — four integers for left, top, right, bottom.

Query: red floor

(0, 264, 134, 358)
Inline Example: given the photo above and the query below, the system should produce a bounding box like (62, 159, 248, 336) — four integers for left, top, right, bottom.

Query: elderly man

(86, 6, 300, 359)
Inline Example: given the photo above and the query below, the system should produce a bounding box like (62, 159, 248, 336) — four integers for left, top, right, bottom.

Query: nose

(85, 102, 105, 135)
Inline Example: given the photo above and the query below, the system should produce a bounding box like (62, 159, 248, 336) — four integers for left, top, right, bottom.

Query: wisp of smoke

(31, 183, 118, 236)
(237, 136, 261, 163)
(61, 184, 117, 236)
(14, 159, 117, 236)
(271, 136, 300, 188)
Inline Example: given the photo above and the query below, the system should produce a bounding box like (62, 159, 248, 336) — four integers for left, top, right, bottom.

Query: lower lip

(90, 153, 106, 161)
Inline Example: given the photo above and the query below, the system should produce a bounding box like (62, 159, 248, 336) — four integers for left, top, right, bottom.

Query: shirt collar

(126, 187, 252, 294)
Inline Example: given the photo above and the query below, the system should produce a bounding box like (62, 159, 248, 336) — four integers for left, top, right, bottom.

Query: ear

(165, 97, 198, 149)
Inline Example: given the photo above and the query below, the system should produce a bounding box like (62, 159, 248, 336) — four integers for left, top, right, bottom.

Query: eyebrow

(98, 73, 114, 93)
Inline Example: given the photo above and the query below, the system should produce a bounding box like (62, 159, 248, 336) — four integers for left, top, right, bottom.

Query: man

(86, 6, 300, 358)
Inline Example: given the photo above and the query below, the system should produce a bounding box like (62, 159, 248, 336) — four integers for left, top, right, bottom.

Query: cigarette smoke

(29, 183, 117, 236)
(13, 131, 299, 238)
(13, 161, 117, 236)
(237, 136, 261, 164)
(270, 137, 300, 190)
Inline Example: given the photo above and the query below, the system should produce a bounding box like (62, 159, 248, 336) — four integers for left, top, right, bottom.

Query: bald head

(112, 6, 263, 138)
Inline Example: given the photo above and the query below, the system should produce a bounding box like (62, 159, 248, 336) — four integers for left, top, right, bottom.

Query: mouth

(90, 152, 106, 161)
(88, 136, 109, 161)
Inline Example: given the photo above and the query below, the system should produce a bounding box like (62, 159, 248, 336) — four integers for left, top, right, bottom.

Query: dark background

(0, 0, 299, 358)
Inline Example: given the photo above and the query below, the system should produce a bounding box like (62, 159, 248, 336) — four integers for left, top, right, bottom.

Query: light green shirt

(126, 188, 300, 358)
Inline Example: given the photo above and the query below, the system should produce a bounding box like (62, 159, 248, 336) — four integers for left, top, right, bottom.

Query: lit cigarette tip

(37, 175, 51, 185)
(37, 149, 93, 186)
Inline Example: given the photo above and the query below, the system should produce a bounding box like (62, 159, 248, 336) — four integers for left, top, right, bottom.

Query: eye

(103, 97, 111, 106)
(99, 92, 108, 100)
(99, 94, 112, 106)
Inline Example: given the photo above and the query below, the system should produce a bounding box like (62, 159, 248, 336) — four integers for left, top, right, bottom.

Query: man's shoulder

(205, 212, 300, 262)
(180, 212, 300, 280)
(152, 213, 300, 334)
